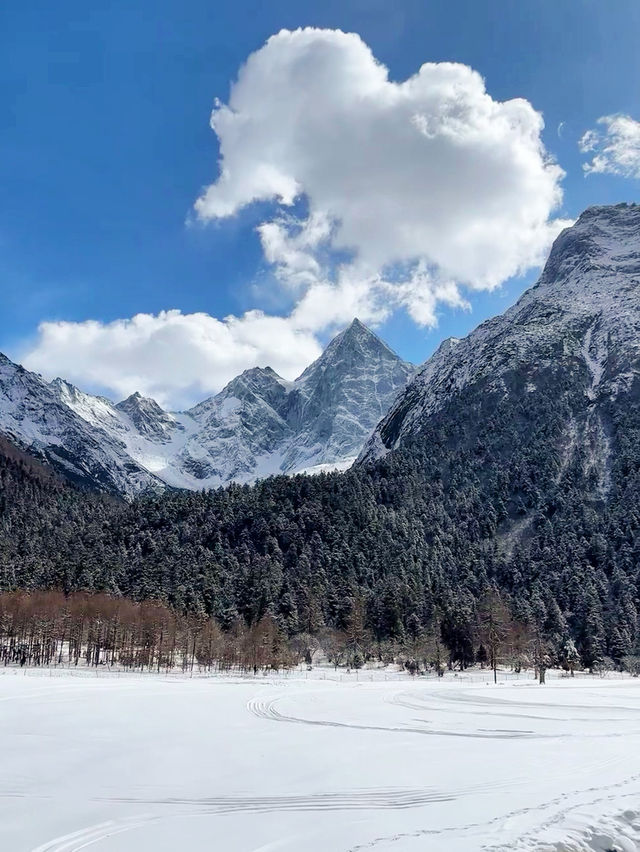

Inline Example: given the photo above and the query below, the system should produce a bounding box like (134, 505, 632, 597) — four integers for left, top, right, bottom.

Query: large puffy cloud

(196, 27, 569, 325)
(21, 310, 322, 409)
(580, 114, 640, 178)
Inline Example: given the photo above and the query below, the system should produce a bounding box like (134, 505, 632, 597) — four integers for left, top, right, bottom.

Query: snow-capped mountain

(359, 203, 640, 485)
(0, 357, 163, 497)
(177, 318, 414, 485)
(283, 318, 416, 472)
(115, 392, 183, 442)
(0, 320, 413, 495)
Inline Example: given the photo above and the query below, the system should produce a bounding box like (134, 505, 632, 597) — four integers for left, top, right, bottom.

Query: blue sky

(1, 0, 639, 406)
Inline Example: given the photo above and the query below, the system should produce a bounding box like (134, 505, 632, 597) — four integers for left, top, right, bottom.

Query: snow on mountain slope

(179, 366, 294, 486)
(50, 378, 199, 490)
(359, 203, 640, 465)
(0, 357, 163, 497)
(1, 320, 413, 495)
(116, 392, 184, 442)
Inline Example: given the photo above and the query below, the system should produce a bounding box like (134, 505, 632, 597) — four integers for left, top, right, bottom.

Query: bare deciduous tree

(476, 588, 514, 684)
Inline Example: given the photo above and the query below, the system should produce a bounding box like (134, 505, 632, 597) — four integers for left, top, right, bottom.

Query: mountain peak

(347, 317, 367, 332)
(524, 201, 640, 311)
(225, 365, 290, 401)
(339, 317, 381, 344)
(115, 392, 178, 442)
(117, 391, 159, 409)
(335, 317, 390, 350)
(51, 377, 72, 389)
(239, 365, 283, 382)
(51, 377, 105, 403)
(576, 201, 640, 226)
(116, 391, 167, 422)
(296, 319, 407, 386)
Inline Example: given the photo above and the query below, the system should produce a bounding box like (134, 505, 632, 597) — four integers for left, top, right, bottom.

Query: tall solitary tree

(476, 588, 513, 684)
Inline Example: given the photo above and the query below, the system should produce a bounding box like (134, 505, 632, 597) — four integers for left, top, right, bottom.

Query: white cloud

(579, 114, 640, 178)
(257, 211, 332, 289)
(21, 310, 322, 409)
(21, 29, 569, 408)
(196, 27, 568, 326)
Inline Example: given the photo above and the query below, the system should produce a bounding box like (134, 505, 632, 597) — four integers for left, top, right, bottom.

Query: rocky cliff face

(282, 318, 415, 472)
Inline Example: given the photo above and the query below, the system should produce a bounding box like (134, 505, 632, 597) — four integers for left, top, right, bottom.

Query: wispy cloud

(580, 114, 640, 178)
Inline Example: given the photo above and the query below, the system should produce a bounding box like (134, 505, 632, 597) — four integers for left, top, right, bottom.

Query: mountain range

(0, 319, 413, 497)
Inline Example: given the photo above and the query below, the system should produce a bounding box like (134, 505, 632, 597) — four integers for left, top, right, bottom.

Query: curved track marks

(100, 787, 455, 814)
(30, 817, 157, 852)
(248, 693, 544, 739)
(347, 772, 640, 851)
(386, 688, 640, 730)
(28, 788, 457, 852)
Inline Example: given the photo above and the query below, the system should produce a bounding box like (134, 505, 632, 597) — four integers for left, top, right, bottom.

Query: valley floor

(1, 669, 640, 851)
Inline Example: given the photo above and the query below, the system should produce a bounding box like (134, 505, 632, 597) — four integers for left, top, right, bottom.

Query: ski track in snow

(99, 787, 457, 812)
(1, 672, 639, 852)
(246, 692, 547, 739)
(248, 687, 640, 740)
(29, 818, 159, 852)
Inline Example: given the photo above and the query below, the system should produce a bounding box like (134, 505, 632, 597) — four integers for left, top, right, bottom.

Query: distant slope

(0, 354, 163, 497)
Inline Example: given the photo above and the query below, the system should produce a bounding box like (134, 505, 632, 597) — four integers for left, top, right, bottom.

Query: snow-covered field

(1, 669, 640, 851)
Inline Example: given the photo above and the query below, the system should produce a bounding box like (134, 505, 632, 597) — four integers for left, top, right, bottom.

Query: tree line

(3, 588, 637, 678)
(0, 590, 296, 673)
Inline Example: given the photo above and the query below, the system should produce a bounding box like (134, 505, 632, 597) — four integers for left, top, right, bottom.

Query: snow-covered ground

(1, 669, 640, 851)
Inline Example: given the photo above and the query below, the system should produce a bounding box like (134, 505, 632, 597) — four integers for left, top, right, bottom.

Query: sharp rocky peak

(187, 365, 290, 423)
(117, 391, 164, 413)
(296, 318, 406, 384)
(328, 317, 395, 354)
(235, 365, 287, 386)
(115, 392, 178, 441)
